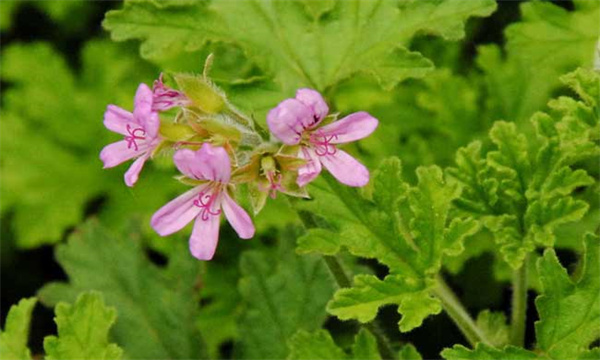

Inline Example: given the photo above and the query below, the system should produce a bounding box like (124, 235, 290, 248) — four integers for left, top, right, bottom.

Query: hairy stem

(434, 275, 490, 347)
(509, 256, 528, 347)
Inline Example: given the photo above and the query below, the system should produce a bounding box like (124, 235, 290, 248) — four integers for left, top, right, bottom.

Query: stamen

(266, 171, 283, 199)
(193, 190, 222, 221)
(125, 124, 146, 151)
(311, 131, 338, 156)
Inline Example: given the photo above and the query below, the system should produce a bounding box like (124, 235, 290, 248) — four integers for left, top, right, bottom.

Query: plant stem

(509, 256, 529, 347)
(433, 275, 490, 347)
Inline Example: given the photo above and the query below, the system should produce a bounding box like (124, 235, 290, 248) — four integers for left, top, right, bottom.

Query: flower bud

(174, 74, 226, 114)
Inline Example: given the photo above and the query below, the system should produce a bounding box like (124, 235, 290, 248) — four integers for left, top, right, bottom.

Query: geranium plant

(1, 1, 598, 359)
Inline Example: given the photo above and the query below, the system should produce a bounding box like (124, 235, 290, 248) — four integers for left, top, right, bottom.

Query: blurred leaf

(288, 330, 348, 360)
(398, 344, 423, 360)
(37, 221, 206, 359)
(44, 292, 123, 360)
(478, 1, 599, 123)
(0, 298, 36, 360)
(0, 41, 181, 248)
(288, 328, 381, 360)
(442, 343, 537, 360)
(0, 0, 18, 31)
(475, 310, 509, 348)
(236, 230, 335, 359)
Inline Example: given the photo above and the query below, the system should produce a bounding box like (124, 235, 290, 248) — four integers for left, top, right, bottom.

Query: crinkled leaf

(43, 292, 123, 360)
(37, 221, 206, 359)
(448, 69, 599, 268)
(298, 159, 476, 331)
(0, 298, 37, 360)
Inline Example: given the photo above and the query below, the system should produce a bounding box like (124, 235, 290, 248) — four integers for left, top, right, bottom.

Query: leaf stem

(509, 256, 528, 347)
(433, 275, 490, 347)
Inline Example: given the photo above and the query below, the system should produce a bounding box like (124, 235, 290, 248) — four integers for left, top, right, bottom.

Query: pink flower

(267, 89, 378, 187)
(152, 73, 191, 111)
(151, 143, 255, 260)
(100, 84, 161, 187)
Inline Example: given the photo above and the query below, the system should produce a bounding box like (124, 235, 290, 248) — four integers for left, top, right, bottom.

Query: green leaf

(478, 2, 599, 122)
(0, 41, 182, 248)
(441, 343, 537, 360)
(327, 274, 439, 330)
(297, 228, 341, 255)
(298, 159, 476, 331)
(288, 330, 348, 360)
(398, 344, 423, 360)
(0, 298, 37, 360)
(449, 68, 599, 268)
(104, 0, 496, 99)
(396, 0, 497, 41)
(237, 229, 335, 359)
(535, 233, 600, 359)
(475, 310, 509, 348)
(351, 328, 381, 360)
(37, 221, 206, 359)
(288, 328, 382, 360)
(43, 292, 123, 360)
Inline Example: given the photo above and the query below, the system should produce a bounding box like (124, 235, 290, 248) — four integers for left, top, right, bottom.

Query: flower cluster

(100, 71, 378, 260)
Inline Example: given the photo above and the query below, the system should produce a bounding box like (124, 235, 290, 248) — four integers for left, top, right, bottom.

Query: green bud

(260, 156, 277, 173)
(159, 122, 198, 141)
(174, 74, 226, 114)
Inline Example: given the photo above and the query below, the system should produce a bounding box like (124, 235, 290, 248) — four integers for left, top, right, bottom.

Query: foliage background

(1, 0, 598, 359)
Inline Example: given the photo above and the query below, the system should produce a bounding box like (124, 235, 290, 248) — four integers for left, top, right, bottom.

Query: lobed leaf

(44, 292, 123, 360)
(37, 221, 206, 359)
(0, 298, 37, 360)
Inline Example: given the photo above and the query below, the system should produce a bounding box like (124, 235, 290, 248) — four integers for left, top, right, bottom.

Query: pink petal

(173, 149, 205, 180)
(151, 186, 204, 236)
(318, 111, 378, 144)
(296, 88, 329, 124)
(267, 99, 312, 145)
(100, 140, 143, 168)
(103, 105, 135, 135)
(197, 143, 231, 182)
(124, 153, 150, 187)
(189, 212, 221, 260)
(133, 83, 153, 120)
(222, 192, 255, 239)
(133, 83, 160, 138)
(297, 147, 322, 187)
(320, 149, 369, 187)
(152, 73, 191, 112)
